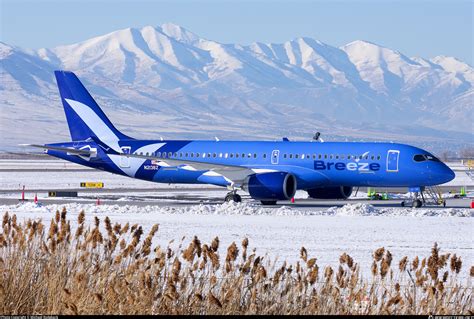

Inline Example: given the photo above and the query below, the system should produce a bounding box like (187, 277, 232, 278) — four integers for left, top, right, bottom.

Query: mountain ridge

(0, 23, 472, 152)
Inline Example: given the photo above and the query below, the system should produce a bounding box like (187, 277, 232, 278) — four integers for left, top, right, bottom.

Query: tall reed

(0, 209, 472, 315)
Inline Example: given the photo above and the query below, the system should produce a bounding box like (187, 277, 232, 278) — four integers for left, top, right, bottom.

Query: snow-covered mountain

(1, 23, 472, 152)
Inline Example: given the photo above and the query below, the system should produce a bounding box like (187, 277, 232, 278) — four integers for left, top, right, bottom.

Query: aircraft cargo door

(386, 150, 399, 172)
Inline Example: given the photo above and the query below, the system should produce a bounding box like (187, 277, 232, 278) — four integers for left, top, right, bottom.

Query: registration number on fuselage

(144, 165, 159, 170)
(314, 161, 380, 172)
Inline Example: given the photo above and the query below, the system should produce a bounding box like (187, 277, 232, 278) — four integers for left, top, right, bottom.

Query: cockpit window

(413, 154, 426, 162)
(425, 154, 440, 162)
(414, 154, 441, 162)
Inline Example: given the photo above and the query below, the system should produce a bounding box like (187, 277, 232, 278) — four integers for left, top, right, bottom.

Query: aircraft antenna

(313, 132, 324, 142)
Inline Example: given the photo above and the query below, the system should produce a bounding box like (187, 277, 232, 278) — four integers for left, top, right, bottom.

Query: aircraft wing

(19, 144, 95, 156)
(116, 152, 263, 187)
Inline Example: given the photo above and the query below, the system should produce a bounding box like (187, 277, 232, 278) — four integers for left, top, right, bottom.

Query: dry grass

(0, 208, 472, 315)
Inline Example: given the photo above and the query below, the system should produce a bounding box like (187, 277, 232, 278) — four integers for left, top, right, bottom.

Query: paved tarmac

(1, 191, 472, 209)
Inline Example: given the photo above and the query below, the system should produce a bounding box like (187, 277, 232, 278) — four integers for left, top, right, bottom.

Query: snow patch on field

(326, 203, 472, 217)
(1, 201, 471, 218)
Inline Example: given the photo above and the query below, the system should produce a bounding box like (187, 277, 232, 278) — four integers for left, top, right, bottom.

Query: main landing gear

(225, 191, 242, 203)
(223, 192, 279, 205)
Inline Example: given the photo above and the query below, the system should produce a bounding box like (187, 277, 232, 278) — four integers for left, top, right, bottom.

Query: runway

(1, 190, 472, 210)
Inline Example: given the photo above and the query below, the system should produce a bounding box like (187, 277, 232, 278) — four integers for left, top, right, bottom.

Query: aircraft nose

(437, 164, 455, 184)
(446, 166, 455, 182)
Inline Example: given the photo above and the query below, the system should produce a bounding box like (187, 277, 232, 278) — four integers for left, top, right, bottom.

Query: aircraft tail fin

(54, 70, 132, 151)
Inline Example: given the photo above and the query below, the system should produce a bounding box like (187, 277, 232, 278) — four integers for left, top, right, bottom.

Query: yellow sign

(466, 160, 474, 169)
(80, 182, 104, 188)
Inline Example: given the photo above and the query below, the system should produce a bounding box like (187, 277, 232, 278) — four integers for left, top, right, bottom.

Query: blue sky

(1, 0, 472, 63)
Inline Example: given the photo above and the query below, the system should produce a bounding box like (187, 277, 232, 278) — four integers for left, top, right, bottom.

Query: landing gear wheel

(261, 200, 277, 205)
(401, 201, 405, 207)
(233, 194, 242, 203)
(412, 199, 422, 208)
(225, 193, 242, 203)
(443, 200, 446, 207)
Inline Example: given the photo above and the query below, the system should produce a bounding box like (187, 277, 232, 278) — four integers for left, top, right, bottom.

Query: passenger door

(120, 146, 131, 168)
(271, 150, 280, 165)
(386, 150, 400, 172)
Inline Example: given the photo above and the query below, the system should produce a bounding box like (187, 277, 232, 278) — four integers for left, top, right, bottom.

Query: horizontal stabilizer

(19, 144, 95, 155)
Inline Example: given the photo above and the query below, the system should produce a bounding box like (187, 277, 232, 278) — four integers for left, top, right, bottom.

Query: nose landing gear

(401, 186, 446, 208)
(411, 199, 423, 208)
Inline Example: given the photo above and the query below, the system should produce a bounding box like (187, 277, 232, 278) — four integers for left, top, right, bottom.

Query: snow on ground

(3, 200, 472, 217)
(2, 201, 473, 279)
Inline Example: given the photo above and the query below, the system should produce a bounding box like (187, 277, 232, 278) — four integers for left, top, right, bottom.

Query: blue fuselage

(46, 140, 455, 189)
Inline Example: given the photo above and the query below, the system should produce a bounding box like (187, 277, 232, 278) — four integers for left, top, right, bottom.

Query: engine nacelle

(243, 172, 297, 201)
(307, 186, 353, 199)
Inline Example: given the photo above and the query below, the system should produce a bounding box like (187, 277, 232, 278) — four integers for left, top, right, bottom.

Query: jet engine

(243, 172, 297, 201)
(306, 186, 353, 199)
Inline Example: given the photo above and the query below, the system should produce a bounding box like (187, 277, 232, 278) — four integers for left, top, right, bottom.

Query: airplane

(22, 71, 455, 207)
